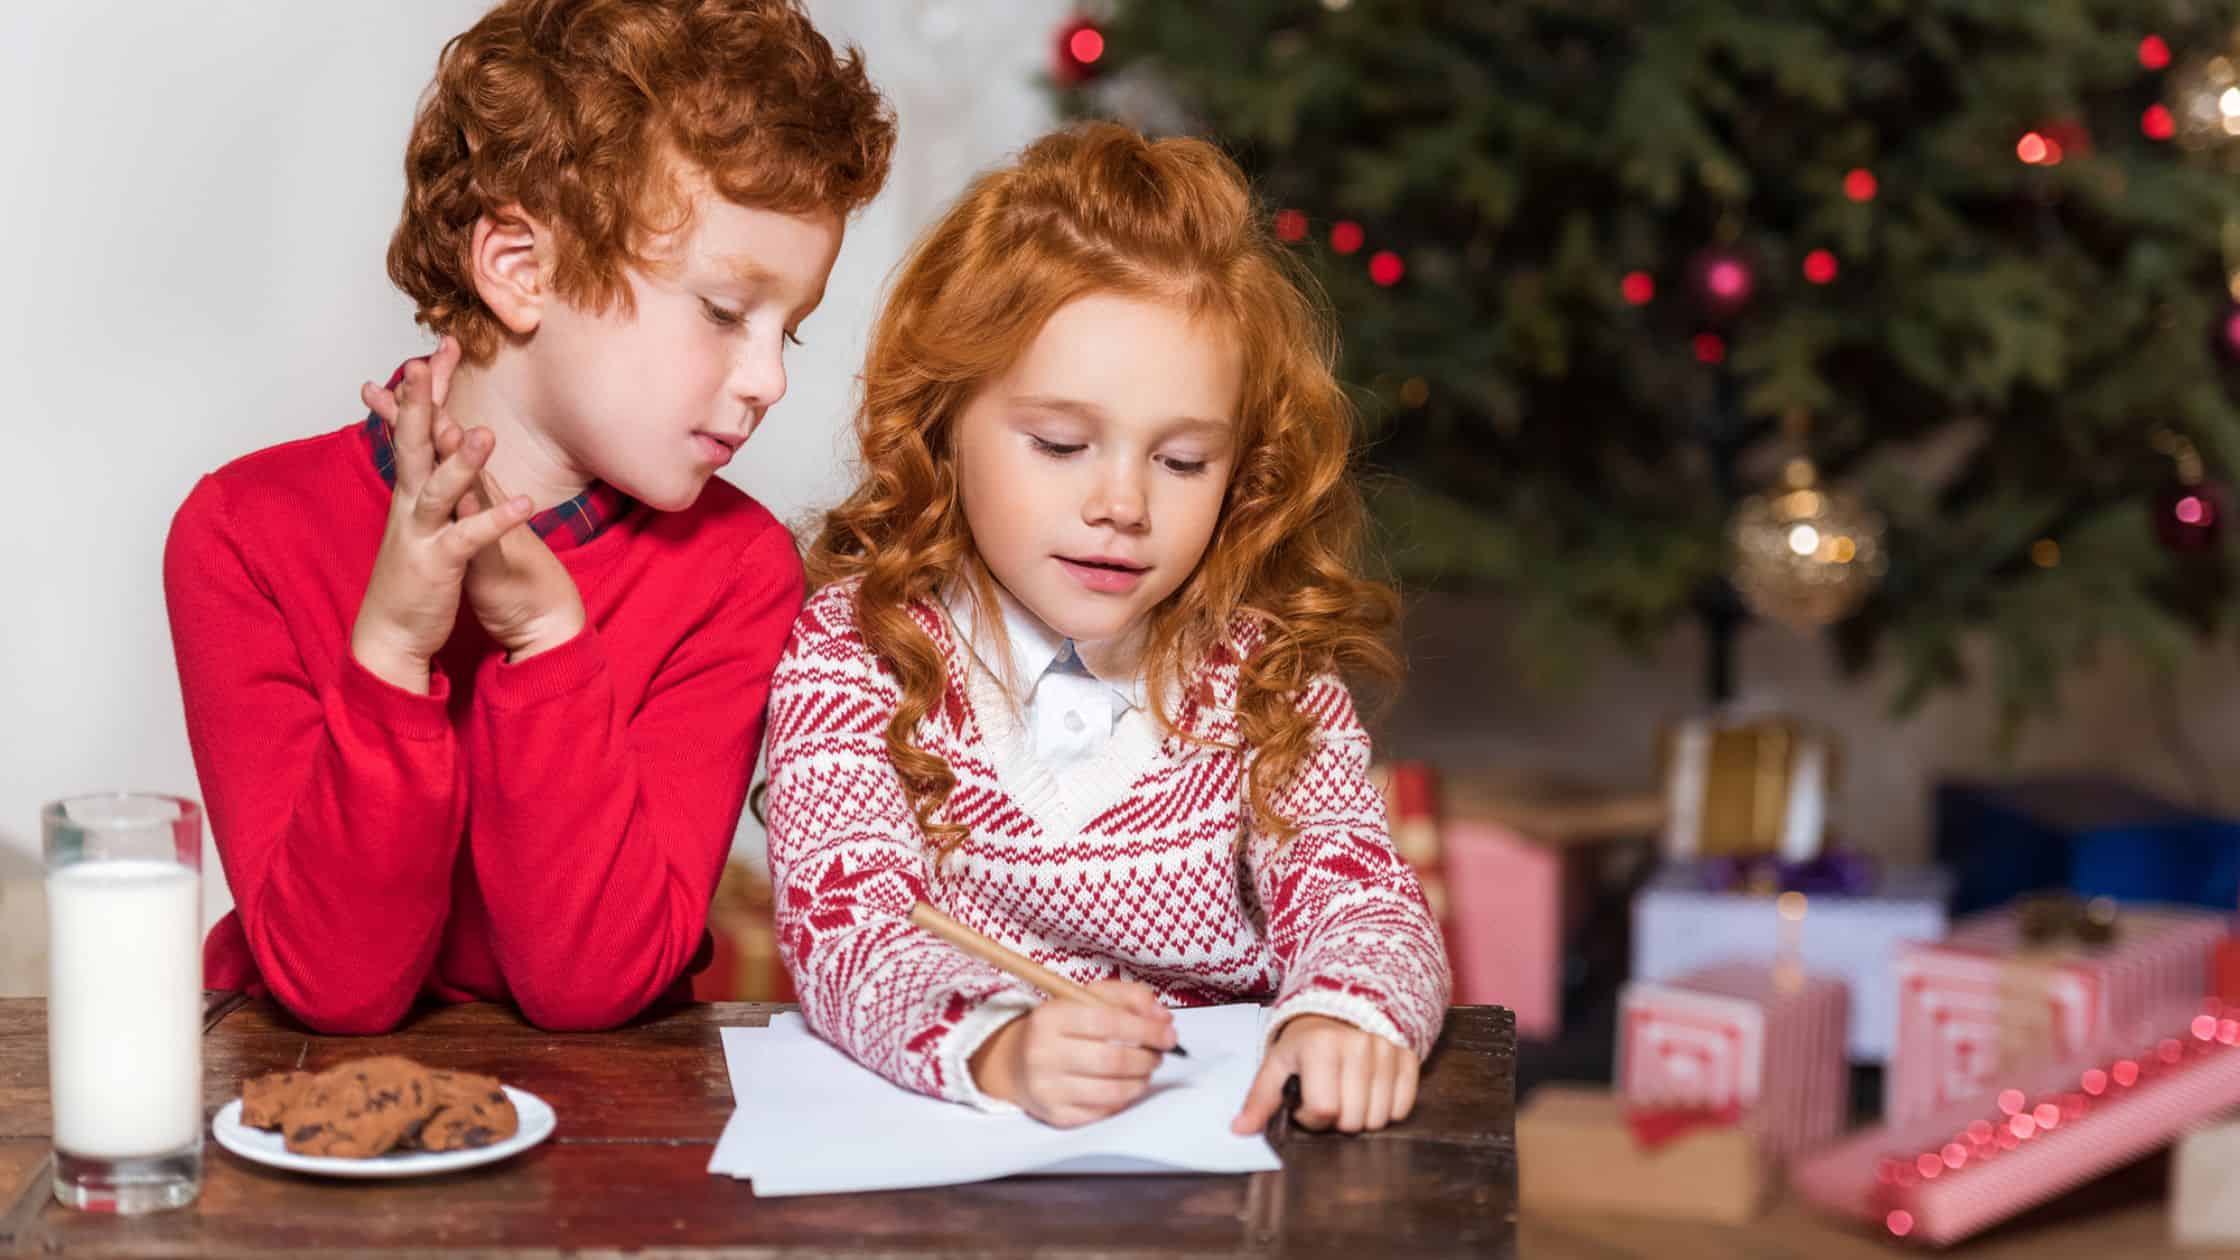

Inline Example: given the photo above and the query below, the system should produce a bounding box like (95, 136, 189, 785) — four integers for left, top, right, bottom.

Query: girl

(763, 123, 1450, 1134)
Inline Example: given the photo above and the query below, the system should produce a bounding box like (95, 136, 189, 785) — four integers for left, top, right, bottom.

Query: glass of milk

(42, 794, 204, 1213)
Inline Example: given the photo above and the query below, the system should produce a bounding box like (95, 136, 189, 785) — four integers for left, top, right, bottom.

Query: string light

(1803, 250, 1839, 284)
(1330, 221, 1365, 255)
(1369, 250, 1405, 286)
(1274, 209, 1308, 242)
(1622, 271, 1655, 305)
(2141, 34, 2172, 71)
(2145, 104, 2177, 140)
(1844, 168, 1878, 202)
(1693, 333, 1726, 364)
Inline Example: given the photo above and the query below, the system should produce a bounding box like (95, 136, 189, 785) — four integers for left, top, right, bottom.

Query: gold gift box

(1658, 717, 1837, 861)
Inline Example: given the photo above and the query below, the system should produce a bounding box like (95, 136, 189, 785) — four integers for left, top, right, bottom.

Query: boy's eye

(701, 300, 744, 328)
(1029, 435, 1086, 458)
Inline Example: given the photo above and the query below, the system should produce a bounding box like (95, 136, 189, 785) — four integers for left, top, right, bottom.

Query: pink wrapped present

(1377, 766, 1660, 1040)
(1617, 960, 1849, 1159)
(1887, 902, 2226, 1123)
(1795, 1000, 2240, 1247)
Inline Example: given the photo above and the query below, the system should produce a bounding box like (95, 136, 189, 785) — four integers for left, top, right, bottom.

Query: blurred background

(12, 1, 2240, 1249)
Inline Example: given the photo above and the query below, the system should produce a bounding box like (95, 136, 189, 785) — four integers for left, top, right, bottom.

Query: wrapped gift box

(1886, 902, 2226, 1123)
(1796, 1001, 2240, 1247)
(1659, 715, 1835, 861)
(691, 861, 795, 1003)
(1632, 860, 1949, 1061)
(1936, 775, 2240, 914)
(2173, 1113, 2240, 1245)
(1518, 1085, 1770, 1223)
(1376, 764, 1660, 1041)
(1618, 960, 1849, 1159)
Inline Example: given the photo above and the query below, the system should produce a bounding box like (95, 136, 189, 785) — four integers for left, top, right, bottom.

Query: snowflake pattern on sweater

(763, 580, 1452, 1108)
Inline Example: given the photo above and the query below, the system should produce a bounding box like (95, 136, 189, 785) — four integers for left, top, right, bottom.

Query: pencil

(908, 901, 1189, 1057)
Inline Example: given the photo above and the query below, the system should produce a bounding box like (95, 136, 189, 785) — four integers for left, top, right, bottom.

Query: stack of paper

(708, 1003, 1284, 1196)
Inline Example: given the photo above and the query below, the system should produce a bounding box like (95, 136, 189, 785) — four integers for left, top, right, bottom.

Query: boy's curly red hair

(807, 123, 1401, 850)
(388, 0, 894, 360)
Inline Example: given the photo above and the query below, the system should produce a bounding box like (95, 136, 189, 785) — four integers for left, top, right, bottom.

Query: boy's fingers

(440, 493, 535, 561)
(415, 430, 493, 528)
(361, 381, 399, 425)
(1231, 1053, 1293, 1135)
(391, 363, 437, 486)
(428, 336, 461, 408)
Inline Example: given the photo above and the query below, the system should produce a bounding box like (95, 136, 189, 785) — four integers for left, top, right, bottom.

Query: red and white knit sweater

(763, 580, 1452, 1109)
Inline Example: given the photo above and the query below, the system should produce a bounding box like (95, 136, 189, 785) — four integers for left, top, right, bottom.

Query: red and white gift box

(1618, 961, 1849, 1159)
(1796, 1000, 2240, 1247)
(1886, 905, 2226, 1123)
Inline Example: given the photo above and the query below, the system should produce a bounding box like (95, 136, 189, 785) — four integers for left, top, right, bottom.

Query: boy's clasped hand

(351, 336, 587, 696)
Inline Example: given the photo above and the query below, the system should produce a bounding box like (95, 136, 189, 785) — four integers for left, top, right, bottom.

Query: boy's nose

(731, 343, 788, 411)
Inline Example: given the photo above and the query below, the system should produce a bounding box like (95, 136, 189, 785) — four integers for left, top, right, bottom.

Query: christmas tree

(1057, 1, 2240, 730)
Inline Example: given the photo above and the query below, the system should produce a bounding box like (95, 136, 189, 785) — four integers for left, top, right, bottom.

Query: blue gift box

(1935, 775, 2240, 914)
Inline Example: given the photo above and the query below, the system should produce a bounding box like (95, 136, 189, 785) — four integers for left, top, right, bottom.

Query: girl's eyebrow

(1009, 394, 1230, 434)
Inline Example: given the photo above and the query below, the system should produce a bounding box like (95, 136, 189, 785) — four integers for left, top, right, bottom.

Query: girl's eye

(701, 300, 744, 329)
(1029, 435, 1086, 457)
(1160, 455, 1210, 476)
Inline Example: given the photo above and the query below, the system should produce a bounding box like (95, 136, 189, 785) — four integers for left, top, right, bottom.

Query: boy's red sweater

(163, 423, 803, 1033)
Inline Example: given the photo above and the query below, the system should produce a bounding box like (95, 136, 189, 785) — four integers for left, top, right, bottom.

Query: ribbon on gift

(1623, 1102, 1744, 1152)
(1698, 849, 1876, 897)
(1991, 895, 2119, 1076)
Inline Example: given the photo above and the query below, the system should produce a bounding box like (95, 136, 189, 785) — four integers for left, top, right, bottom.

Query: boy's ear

(469, 205, 551, 336)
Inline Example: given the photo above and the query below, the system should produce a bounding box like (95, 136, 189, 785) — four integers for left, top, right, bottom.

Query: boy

(163, 0, 894, 1034)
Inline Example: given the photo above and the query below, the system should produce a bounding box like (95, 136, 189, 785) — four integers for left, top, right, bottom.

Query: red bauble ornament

(2157, 481, 2227, 552)
(1053, 16, 1106, 85)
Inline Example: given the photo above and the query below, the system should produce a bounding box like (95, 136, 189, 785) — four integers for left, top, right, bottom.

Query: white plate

(211, 1085, 555, 1178)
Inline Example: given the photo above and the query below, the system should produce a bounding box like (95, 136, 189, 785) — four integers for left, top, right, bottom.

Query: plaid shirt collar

(361, 363, 636, 550)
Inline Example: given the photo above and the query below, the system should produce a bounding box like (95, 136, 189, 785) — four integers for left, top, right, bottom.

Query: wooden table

(0, 997, 1514, 1257)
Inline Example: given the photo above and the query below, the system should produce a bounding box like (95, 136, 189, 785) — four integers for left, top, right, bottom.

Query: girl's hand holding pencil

(912, 903, 1181, 1129)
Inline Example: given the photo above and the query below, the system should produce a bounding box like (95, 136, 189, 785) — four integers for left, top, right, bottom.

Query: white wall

(0, 0, 1072, 939)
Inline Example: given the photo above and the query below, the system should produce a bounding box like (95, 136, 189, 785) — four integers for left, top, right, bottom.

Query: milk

(45, 860, 203, 1158)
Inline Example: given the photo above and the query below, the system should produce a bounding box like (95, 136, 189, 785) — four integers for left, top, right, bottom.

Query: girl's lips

(1057, 556, 1147, 594)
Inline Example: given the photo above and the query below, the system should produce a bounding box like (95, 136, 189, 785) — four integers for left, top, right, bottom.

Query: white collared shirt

(944, 582, 1147, 776)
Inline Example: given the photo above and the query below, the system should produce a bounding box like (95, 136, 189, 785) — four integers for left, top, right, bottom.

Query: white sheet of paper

(707, 1003, 1282, 1196)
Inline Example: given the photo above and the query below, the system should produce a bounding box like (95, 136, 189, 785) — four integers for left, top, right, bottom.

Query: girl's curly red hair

(388, 0, 894, 360)
(807, 123, 1400, 850)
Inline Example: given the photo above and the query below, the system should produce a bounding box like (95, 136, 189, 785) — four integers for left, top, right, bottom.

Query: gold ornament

(2170, 42, 2240, 156)
(1728, 418, 1887, 629)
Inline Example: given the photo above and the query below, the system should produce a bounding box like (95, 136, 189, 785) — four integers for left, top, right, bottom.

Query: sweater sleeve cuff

(1267, 985, 1419, 1060)
(475, 624, 604, 711)
(336, 652, 454, 741)
(940, 988, 1041, 1114)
